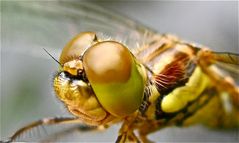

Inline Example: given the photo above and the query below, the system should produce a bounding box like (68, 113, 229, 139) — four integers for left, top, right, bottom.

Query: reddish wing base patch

(154, 52, 196, 94)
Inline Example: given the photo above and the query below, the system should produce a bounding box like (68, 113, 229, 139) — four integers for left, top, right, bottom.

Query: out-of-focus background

(1, 1, 238, 142)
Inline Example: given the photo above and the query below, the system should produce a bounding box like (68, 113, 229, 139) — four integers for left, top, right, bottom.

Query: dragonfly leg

(115, 116, 140, 143)
(138, 120, 163, 143)
(197, 49, 239, 108)
(116, 131, 139, 143)
(6, 117, 86, 142)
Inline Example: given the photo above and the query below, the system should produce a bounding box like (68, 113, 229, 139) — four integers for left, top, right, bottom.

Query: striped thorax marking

(137, 34, 211, 122)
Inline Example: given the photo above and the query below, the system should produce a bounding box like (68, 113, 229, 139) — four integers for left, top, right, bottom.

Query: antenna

(43, 48, 62, 67)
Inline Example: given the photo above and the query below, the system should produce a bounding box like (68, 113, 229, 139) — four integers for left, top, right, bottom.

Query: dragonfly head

(54, 32, 146, 125)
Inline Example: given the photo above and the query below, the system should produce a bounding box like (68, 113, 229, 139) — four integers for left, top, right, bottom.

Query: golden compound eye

(60, 32, 97, 64)
(83, 41, 145, 117)
(83, 41, 132, 83)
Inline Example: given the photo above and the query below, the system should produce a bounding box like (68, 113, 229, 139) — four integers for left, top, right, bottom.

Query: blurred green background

(1, 0, 238, 142)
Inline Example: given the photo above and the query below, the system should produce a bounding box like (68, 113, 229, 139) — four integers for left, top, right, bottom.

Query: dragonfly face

(54, 32, 146, 125)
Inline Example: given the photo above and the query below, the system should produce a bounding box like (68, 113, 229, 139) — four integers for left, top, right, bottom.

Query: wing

(211, 52, 239, 85)
(2, 1, 156, 59)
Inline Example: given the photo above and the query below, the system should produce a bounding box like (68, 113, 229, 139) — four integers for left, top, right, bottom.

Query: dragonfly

(2, 1, 239, 143)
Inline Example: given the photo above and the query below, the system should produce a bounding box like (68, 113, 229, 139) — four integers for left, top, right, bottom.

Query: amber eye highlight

(60, 32, 97, 64)
(83, 41, 132, 83)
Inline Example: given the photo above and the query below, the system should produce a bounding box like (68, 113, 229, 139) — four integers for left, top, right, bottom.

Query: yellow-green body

(134, 34, 239, 131)
(142, 67, 239, 129)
